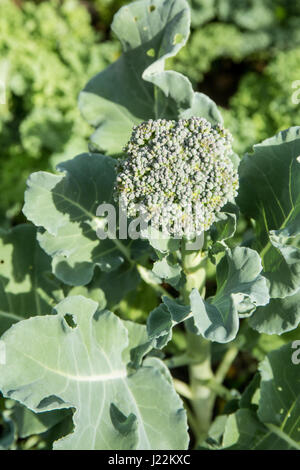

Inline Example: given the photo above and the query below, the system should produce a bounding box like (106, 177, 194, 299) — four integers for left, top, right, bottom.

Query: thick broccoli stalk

(114, 117, 239, 238)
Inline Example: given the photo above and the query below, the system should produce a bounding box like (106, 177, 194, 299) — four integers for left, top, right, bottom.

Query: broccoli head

(114, 117, 238, 238)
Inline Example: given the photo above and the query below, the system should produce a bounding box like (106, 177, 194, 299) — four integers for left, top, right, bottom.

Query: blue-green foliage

(171, 0, 300, 154)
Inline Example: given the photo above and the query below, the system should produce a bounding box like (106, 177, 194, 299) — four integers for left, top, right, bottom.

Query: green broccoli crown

(114, 117, 239, 237)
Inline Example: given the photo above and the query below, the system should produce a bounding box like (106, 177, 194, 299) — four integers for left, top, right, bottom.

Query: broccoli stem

(186, 335, 215, 445)
(180, 239, 215, 446)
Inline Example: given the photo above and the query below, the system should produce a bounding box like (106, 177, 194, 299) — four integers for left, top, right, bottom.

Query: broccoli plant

(0, 0, 299, 451)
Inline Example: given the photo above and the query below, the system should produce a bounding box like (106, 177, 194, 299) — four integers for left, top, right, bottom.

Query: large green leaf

(220, 343, 300, 450)
(0, 296, 188, 450)
(23, 153, 133, 286)
(249, 289, 300, 335)
(262, 232, 300, 299)
(79, 0, 222, 154)
(237, 127, 300, 299)
(188, 247, 269, 343)
(0, 224, 63, 336)
(258, 343, 300, 447)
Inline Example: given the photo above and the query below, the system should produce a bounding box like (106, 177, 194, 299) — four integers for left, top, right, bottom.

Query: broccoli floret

(114, 117, 239, 237)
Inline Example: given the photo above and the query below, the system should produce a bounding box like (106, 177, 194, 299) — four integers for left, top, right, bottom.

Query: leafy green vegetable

(0, 0, 299, 452)
(188, 247, 269, 342)
(79, 0, 221, 155)
(237, 128, 300, 335)
(0, 296, 188, 450)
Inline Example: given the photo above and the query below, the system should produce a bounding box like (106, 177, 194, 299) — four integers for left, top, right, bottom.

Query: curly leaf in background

(0, 0, 120, 224)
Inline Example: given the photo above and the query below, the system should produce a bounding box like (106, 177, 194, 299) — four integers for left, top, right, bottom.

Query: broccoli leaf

(0, 224, 64, 336)
(92, 263, 141, 309)
(0, 296, 188, 450)
(131, 247, 269, 359)
(188, 247, 269, 342)
(128, 297, 192, 367)
(148, 298, 191, 347)
(222, 343, 300, 450)
(249, 289, 300, 335)
(23, 153, 132, 286)
(152, 257, 182, 287)
(218, 0, 275, 31)
(79, 0, 222, 154)
(237, 127, 300, 300)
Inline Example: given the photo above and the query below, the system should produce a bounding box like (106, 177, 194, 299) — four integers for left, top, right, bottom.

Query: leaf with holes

(221, 343, 300, 450)
(0, 296, 188, 450)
